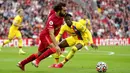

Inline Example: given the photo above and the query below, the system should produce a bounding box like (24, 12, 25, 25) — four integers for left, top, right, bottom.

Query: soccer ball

(96, 62, 108, 72)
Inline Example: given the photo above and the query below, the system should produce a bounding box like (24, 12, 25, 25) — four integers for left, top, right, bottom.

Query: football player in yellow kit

(78, 15, 92, 51)
(78, 15, 91, 30)
(0, 9, 26, 55)
(49, 14, 97, 68)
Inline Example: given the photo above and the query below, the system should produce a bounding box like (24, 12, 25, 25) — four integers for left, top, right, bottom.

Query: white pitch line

(108, 52, 115, 55)
(77, 50, 115, 55)
(77, 51, 130, 56)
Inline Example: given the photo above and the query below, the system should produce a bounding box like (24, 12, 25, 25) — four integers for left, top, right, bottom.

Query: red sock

(21, 53, 38, 65)
(36, 48, 56, 62)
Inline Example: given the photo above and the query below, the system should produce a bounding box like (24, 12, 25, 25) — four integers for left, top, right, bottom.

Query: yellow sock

(55, 58, 59, 63)
(62, 46, 78, 64)
(18, 38, 23, 48)
(52, 53, 60, 63)
(3, 39, 11, 46)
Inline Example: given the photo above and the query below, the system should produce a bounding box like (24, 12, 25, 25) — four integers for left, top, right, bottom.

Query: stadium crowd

(0, 0, 130, 39)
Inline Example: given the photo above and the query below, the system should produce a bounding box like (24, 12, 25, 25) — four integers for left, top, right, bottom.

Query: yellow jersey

(78, 19, 91, 27)
(11, 15, 23, 30)
(56, 21, 93, 44)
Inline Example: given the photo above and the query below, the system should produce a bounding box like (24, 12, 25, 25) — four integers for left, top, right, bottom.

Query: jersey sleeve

(56, 24, 66, 41)
(47, 19, 54, 30)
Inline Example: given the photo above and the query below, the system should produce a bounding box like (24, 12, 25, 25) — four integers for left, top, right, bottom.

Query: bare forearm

(50, 33, 58, 46)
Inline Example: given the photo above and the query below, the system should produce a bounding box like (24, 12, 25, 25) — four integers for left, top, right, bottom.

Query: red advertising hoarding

(0, 38, 130, 47)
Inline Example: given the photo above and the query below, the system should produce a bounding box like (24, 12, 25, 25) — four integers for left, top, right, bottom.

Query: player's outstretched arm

(49, 29, 61, 55)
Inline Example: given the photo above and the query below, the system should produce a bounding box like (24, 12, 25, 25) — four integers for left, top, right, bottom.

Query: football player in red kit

(17, 2, 67, 71)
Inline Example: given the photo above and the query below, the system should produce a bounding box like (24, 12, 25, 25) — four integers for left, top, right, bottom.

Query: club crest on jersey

(49, 21, 53, 25)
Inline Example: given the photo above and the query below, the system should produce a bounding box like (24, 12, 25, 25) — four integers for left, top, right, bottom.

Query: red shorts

(38, 35, 52, 52)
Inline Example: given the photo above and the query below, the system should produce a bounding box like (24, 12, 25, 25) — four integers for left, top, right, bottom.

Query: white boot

(19, 49, 26, 55)
(84, 46, 89, 51)
(48, 55, 52, 58)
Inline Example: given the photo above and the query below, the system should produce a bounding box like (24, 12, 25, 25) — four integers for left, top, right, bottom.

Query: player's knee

(18, 38, 22, 41)
(75, 43, 83, 50)
(59, 39, 69, 48)
(71, 46, 78, 52)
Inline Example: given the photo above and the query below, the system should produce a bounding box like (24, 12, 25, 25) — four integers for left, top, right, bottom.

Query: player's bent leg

(17, 35, 26, 55)
(32, 47, 57, 68)
(55, 39, 69, 60)
(49, 39, 69, 68)
(49, 53, 61, 68)
(59, 39, 69, 57)
(64, 43, 83, 63)
(52, 53, 60, 63)
(17, 53, 38, 71)
(59, 39, 70, 48)
(0, 39, 12, 51)
(31, 51, 43, 68)
(48, 52, 60, 68)
(3, 39, 12, 45)
(48, 53, 59, 68)
(16, 31, 26, 54)
(55, 43, 83, 68)
(2, 28, 15, 51)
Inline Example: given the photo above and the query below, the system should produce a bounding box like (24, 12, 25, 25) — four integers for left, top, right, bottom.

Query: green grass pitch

(0, 46, 130, 73)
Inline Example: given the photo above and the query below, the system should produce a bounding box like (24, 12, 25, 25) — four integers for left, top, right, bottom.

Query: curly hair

(53, 2, 66, 12)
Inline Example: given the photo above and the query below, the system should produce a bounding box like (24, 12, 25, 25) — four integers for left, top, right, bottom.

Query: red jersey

(40, 12, 64, 38)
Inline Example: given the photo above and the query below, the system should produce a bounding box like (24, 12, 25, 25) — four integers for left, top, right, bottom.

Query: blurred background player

(17, 2, 67, 71)
(0, 9, 26, 55)
(49, 13, 97, 68)
(79, 15, 91, 30)
(78, 15, 91, 51)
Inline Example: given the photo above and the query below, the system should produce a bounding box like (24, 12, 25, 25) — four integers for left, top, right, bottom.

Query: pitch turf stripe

(0, 58, 22, 62)
(77, 52, 130, 56)
(77, 50, 115, 55)
(77, 50, 130, 56)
